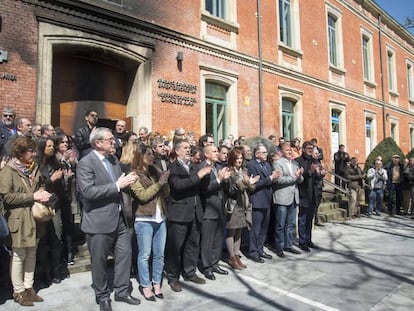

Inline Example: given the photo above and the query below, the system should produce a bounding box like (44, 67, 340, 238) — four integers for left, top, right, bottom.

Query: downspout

(378, 14, 386, 139)
(257, 0, 264, 136)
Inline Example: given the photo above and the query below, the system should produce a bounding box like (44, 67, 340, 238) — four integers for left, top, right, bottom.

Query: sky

(373, 0, 414, 35)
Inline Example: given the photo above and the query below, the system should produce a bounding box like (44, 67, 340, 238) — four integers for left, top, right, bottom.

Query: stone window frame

(199, 65, 239, 138)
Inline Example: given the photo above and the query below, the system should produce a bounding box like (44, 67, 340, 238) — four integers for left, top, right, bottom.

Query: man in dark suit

(74, 110, 98, 159)
(152, 137, 169, 171)
(295, 141, 324, 252)
(246, 144, 280, 263)
(199, 145, 230, 280)
(77, 127, 140, 311)
(165, 139, 211, 292)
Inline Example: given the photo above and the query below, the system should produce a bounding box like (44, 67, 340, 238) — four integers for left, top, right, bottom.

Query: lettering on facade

(0, 72, 16, 81)
(157, 78, 197, 106)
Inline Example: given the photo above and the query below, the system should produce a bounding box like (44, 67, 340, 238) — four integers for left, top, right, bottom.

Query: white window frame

(361, 29, 375, 84)
(330, 102, 347, 159)
(278, 85, 303, 141)
(201, 0, 239, 48)
(364, 111, 377, 155)
(326, 4, 344, 70)
(200, 65, 238, 139)
(278, 0, 300, 50)
(386, 46, 397, 94)
(407, 59, 414, 102)
(390, 117, 399, 145)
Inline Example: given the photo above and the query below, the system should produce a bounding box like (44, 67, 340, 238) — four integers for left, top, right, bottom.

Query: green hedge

(364, 137, 404, 172)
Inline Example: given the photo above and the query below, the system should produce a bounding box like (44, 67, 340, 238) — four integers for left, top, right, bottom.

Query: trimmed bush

(364, 137, 404, 172)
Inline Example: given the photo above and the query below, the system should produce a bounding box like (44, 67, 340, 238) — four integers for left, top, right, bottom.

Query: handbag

(31, 201, 55, 222)
(19, 176, 55, 222)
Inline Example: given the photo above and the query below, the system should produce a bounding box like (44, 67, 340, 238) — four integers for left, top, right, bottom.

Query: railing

(324, 170, 351, 196)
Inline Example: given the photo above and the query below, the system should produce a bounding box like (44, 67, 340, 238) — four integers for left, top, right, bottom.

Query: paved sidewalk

(1, 214, 413, 311)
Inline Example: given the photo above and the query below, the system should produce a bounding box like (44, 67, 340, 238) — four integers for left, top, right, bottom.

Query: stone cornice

(22, 0, 414, 118)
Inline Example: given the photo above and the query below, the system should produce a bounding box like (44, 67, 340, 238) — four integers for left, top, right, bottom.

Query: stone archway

(37, 22, 153, 133)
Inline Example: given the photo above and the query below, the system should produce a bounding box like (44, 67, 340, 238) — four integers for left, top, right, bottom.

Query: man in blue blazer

(246, 143, 280, 263)
(77, 127, 140, 311)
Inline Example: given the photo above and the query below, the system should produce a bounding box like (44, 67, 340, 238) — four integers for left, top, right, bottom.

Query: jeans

(274, 203, 296, 251)
(368, 188, 384, 215)
(298, 204, 316, 245)
(134, 220, 166, 287)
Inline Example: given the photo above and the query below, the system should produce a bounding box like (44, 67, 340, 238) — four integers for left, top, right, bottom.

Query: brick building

(0, 0, 414, 163)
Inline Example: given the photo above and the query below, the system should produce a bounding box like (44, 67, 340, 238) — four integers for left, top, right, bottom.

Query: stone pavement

(1, 214, 413, 311)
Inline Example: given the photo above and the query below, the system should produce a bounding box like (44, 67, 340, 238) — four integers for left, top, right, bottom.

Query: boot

(228, 256, 243, 270)
(25, 287, 44, 302)
(235, 255, 247, 269)
(13, 291, 34, 306)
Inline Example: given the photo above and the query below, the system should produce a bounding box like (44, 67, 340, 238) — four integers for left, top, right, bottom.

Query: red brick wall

(0, 0, 38, 120)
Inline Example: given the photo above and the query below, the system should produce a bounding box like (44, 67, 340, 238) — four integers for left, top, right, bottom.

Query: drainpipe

(257, 0, 264, 136)
(378, 14, 386, 139)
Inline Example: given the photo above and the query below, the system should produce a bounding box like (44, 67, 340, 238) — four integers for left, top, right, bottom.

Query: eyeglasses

(3, 114, 14, 118)
(100, 137, 115, 142)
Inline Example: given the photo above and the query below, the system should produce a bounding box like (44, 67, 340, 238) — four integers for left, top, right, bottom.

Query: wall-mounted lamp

(385, 113, 390, 120)
(176, 52, 183, 62)
(176, 52, 183, 71)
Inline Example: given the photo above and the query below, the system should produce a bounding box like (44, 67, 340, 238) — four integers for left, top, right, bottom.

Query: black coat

(167, 160, 203, 223)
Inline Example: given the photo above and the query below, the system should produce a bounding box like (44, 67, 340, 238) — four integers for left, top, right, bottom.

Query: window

(410, 127, 414, 149)
(387, 49, 397, 92)
(326, 4, 344, 72)
(391, 123, 396, 140)
(282, 98, 295, 141)
(206, 0, 226, 19)
(330, 103, 347, 158)
(328, 15, 338, 66)
(365, 117, 372, 153)
(201, 0, 238, 49)
(205, 82, 228, 143)
(362, 33, 374, 82)
(279, 0, 292, 47)
(407, 61, 414, 100)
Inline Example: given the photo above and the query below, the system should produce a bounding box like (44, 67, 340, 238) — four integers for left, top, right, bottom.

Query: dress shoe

(212, 266, 229, 275)
(99, 299, 112, 311)
(168, 281, 182, 292)
(154, 292, 164, 299)
(275, 250, 285, 258)
(183, 274, 206, 284)
(228, 256, 243, 270)
(204, 270, 216, 280)
(248, 255, 264, 263)
(299, 244, 310, 252)
(114, 294, 141, 305)
(284, 247, 301, 254)
(260, 252, 272, 259)
(140, 287, 156, 302)
(307, 242, 320, 249)
(235, 256, 247, 269)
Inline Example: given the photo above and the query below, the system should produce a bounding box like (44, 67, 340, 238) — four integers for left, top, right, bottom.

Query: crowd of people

(0, 107, 413, 310)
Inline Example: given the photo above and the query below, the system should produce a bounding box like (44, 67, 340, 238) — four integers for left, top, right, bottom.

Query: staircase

(318, 189, 347, 223)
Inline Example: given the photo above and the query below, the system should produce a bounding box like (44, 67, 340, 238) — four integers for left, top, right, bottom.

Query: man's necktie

(103, 157, 115, 181)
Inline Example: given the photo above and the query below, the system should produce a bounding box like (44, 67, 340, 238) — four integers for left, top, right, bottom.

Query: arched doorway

(51, 45, 138, 135)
